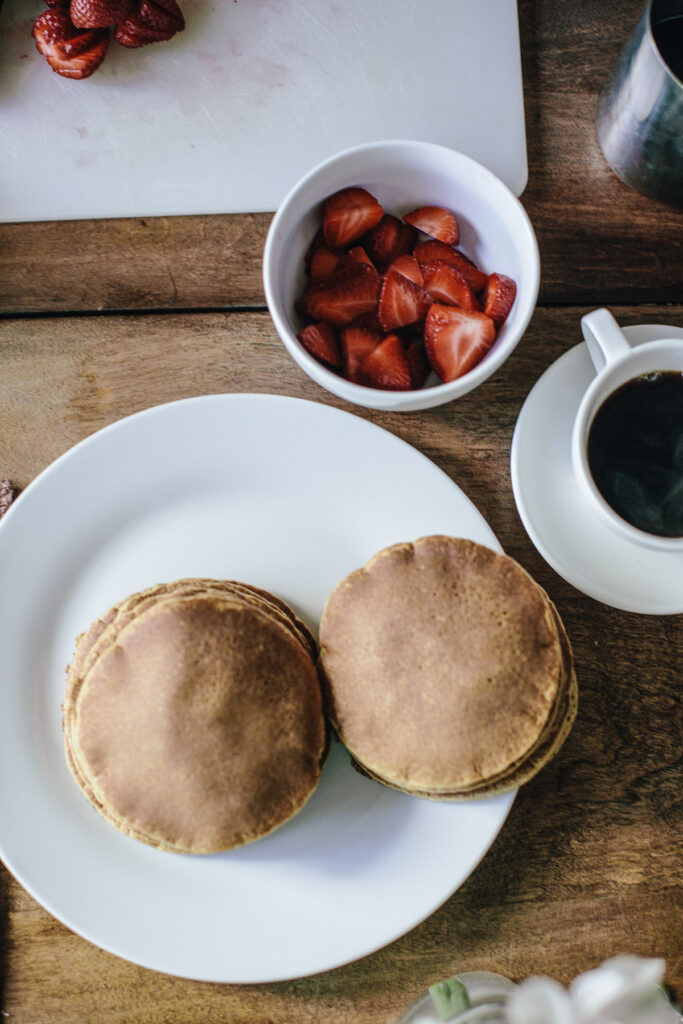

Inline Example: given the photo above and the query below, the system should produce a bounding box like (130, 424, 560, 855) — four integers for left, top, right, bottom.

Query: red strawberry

(483, 273, 517, 327)
(115, 0, 185, 46)
(304, 227, 326, 268)
(70, 0, 134, 27)
(424, 305, 496, 382)
(388, 253, 424, 287)
(32, 9, 109, 78)
(378, 267, 432, 332)
(308, 246, 341, 282)
(347, 246, 376, 269)
(405, 339, 430, 389)
(421, 261, 482, 312)
(340, 326, 381, 382)
(301, 264, 381, 328)
(322, 187, 383, 250)
(357, 334, 412, 391)
(296, 322, 342, 369)
(403, 205, 460, 246)
(349, 309, 384, 334)
(362, 215, 417, 273)
(413, 241, 488, 293)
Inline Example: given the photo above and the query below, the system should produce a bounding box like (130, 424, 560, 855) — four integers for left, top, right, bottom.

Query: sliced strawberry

(405, 339, 430, 389)
(321, 187, 383, 250)
(32, 9, 109, 78)
(308, 246, 341, 282)
(403, 205, 460, 246)
(378, 267, 432, 332)
(388, 253, 424, 287)
(114, 0, 185, 46)
(413, 241, 488, 293)
(424, 305, 496, 382)
(421, 261, 482, 312)
(302, 263, 380, 328)
(362, 215, 417, 273)
(347, 246, 376, 269)
(296, 322, 342, 369)
(340, 326, 381, 383)
(357, 334, 412, 391)
(304, 227, 326, 269)
(349, 309, 384, 335)
(70, 0, 134, 27)
(483, 272, 517, 327)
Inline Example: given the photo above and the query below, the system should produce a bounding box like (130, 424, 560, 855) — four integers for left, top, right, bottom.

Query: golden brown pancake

(318, 536, 576, 797)
(64, 583, 326, 853)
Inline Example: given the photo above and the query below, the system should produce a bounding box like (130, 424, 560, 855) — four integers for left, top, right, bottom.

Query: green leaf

(429, 977, 472, 1021)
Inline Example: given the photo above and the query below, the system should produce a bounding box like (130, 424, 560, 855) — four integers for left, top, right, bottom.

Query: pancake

(318, 536, 576, 797)
(64, 582, 326, 853)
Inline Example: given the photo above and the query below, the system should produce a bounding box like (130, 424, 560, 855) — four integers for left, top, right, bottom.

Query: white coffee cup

(571, 307, 683, 552)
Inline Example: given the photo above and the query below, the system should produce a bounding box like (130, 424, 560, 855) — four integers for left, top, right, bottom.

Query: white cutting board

(0, 0, 527, 222)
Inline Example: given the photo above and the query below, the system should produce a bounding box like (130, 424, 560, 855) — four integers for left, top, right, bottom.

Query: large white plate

(0, 394, 514, 983)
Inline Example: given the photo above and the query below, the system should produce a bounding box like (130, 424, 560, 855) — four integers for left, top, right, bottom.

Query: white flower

(506, 958, 680, 1024)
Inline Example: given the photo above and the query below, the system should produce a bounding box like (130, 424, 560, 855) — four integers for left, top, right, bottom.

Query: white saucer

(511, 325, 683, 614)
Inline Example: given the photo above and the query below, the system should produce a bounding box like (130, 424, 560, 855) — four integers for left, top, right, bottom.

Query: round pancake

(68, 593, 326, 853)
(63, 579, 320, 846)
(318, 536, 569, 794)
(353, 603, 578, 799)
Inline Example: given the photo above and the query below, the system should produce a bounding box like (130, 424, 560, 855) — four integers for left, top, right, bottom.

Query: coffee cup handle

(580, 308, 631, 372)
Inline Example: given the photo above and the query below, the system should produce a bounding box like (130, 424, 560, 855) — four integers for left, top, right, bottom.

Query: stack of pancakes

(318, 536, 577, 799)
(63, 579, 327, 853)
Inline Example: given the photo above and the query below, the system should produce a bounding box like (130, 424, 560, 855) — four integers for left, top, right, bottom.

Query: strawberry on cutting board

(32, 8, 109, 79)
(424, 305, 496, 383)
(70, 0, 134, 28)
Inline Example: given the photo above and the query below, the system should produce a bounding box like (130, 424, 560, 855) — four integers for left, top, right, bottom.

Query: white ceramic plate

(511, 326, 683, 614)
(0, 394, 514, 983)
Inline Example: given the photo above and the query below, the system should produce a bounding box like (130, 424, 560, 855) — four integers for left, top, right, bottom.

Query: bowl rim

(263, 138, 540, 410)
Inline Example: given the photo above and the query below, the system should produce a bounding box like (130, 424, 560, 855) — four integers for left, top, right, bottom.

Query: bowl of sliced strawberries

(263, 140, 540, 411)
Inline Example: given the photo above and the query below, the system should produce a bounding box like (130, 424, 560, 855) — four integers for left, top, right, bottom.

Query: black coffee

(587, 370, 683, 538)
(652, 12, 683, 80)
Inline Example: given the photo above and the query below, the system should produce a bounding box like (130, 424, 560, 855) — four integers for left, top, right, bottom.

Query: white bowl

(263, 139, 540, 412)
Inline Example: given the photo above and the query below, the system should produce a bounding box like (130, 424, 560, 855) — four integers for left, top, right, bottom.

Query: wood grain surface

(0, 0, 681, 1021)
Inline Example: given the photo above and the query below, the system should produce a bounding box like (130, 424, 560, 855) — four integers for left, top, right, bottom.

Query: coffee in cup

(572, 308, 683, 551)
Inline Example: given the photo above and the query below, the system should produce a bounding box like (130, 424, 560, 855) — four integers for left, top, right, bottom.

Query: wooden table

(1, 1, 681, 1020)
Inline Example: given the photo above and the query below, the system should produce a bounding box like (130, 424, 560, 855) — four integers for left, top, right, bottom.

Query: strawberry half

(388, 253, 424, 287)
(421, 260, 481, 312)
(70, 0, 134, 27)
(483, 273, 517, 327)
(403, 205, 460, 246)
(378, 267, 432, 332)
(308, 246, 341, 282)
(322, 187, 383, 250)
(301, 263, 381, 328)
(413, 241, 488, 293)
(405, 338, 430, 389)
(296, 322, 342, 369)
(347, 246, 376, 269)
(340, 326, 381, 382)
(362, 215, 417, 273)
(32, 9, 109, 79)
(115, 0, 185, 46)
(357, 334, 412, 391)
(424, 304, 496, 382)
